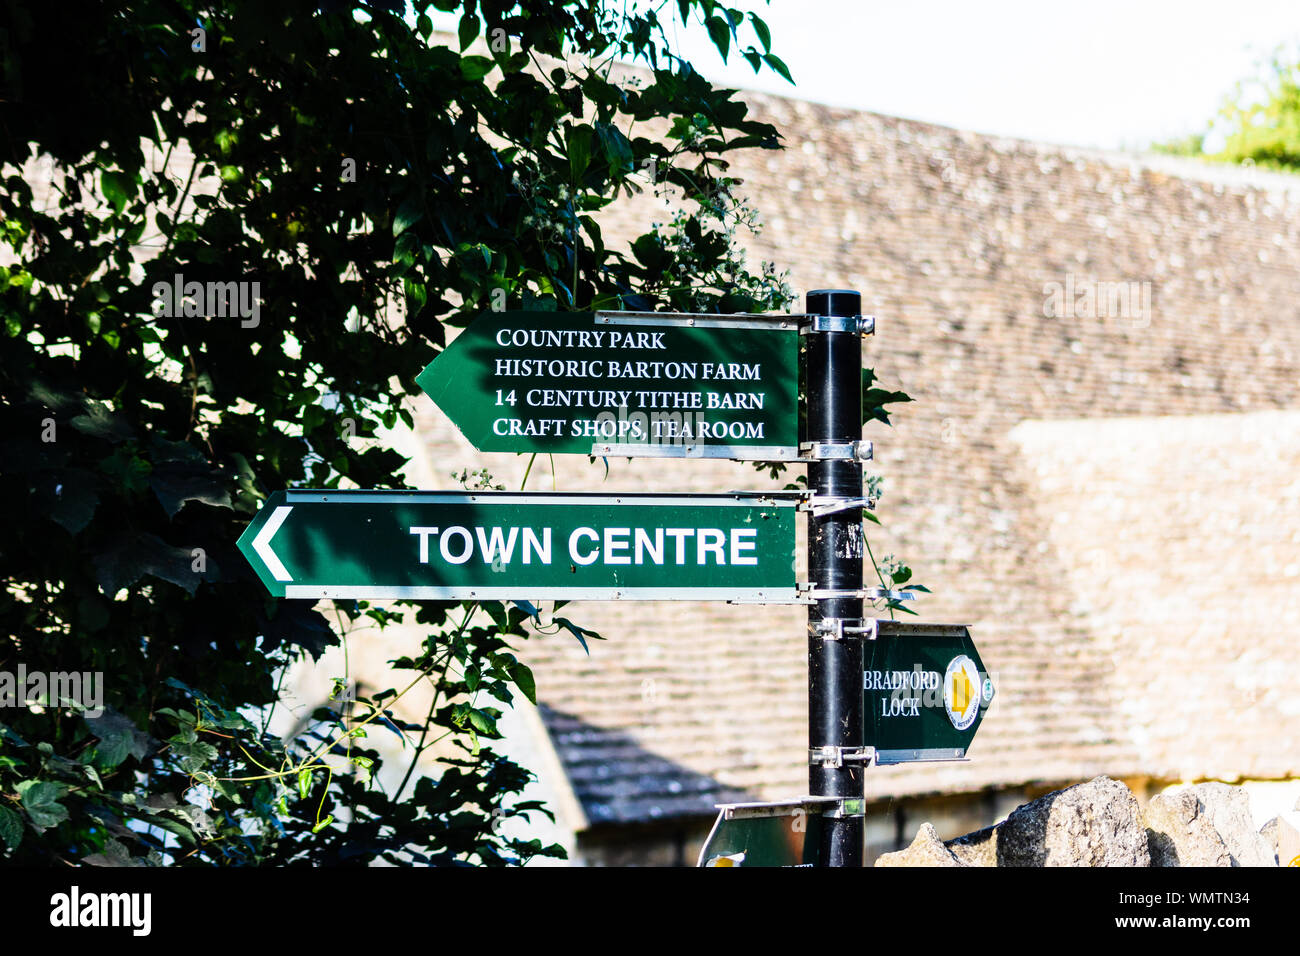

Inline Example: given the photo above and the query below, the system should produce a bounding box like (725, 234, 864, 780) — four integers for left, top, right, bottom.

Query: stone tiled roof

(416, 91, 1300, 826)
(1009, 410, 1300, 783)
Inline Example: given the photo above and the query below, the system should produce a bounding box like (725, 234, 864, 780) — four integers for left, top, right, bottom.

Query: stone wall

(877, 777, 1297, 866)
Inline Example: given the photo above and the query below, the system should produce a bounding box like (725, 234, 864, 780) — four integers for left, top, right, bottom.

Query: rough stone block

(1144, 783, 1275, 867)
(875, 823, 965, 867)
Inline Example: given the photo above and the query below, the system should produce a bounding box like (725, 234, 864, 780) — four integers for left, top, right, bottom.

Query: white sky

(668, 0, 1300, 151)
(424, 1, 1300, 152)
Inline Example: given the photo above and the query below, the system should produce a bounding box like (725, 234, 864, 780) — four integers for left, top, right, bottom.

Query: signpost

(861, 622, 995, 764)
(237, 295, 999, 867)
(237, 489, 800, 602)
(417, 310, 800, 459)
(804, 289, 868, 868)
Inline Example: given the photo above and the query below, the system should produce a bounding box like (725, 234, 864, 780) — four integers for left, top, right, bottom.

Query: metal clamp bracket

(798, 586, 917, 603)
(810, 617, 879, 641)
(866, 588, 915, 603)
(801, 496, 876, 518)
(798, 440, 873, 462)
(799, 315, 876, 335)
(809, 745, 875, 769)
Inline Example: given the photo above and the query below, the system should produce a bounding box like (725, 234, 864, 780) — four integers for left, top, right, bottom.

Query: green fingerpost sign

(863, 622, 996, 764)
(237, 489, 800, 602)
(416, 310, 800, 459)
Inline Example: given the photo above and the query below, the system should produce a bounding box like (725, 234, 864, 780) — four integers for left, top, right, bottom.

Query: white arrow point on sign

(253, 505, 294, 582)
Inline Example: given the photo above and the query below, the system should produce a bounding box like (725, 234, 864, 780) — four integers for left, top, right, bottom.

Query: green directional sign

(237, 489, 800, 602)
(417, 310, 800, 459)
(863, 622, 996, 764)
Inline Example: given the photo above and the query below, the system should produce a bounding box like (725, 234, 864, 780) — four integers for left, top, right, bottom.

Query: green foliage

(862, 369, 913, 427)
(859, 373, 919, 619)
(1153, 48, 1300, 172)
(1214, 53, 1300, 171)
(0, 0, 791, 865)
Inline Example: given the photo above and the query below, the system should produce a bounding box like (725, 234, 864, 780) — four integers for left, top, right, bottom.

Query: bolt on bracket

(799, 315, 877, 335)
(809, 617, 880, 641)
(798, 440, 873, 462)
(802, 495, 876, 518)
(797, 586, 918, 603)
(808, 746, 875, 769)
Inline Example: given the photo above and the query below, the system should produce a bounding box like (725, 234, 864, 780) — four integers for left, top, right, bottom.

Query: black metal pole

(806, 289, 865, 867)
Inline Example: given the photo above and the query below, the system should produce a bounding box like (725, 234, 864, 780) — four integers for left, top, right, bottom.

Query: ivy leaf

(93, 533, 203, 594)
(0, 805, 23, 849)
(467, 709, 495, 735)
(458, 12, 479, 51)
(705, 16, 730, 62)
(148, 437, 231, 517)
(0, 722, 28, 748)
(170, 738, 218, 773)
(513, 662, 537, 704)
(100, 170, 133, 212)
(86, 709, 151, 768)
(149, 470, 231, 519)
(630, 233, 667, 270)
(863, 387, 913, 425)
(553, 617, 603, 654)
(83, 838, 138, 866)
(70, 401, 135, 442)
(98, 446, 152, 495)
(762, 52, 793, 83)
(520, 292, 557, 312)
(45, 469, 100, 534)
(748, 12, 772, 52)
(459, 55, 494, 82)
(566, 124, 594, 183)
(481, 600, 509, 629)
(393, 197, 423, 237)
(16, 780, 68, 831)
(511, 599, 540, 621)
(595, 121, 634, 172)
(862, 369, 914, 426)
(259, 602, 337, 661)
